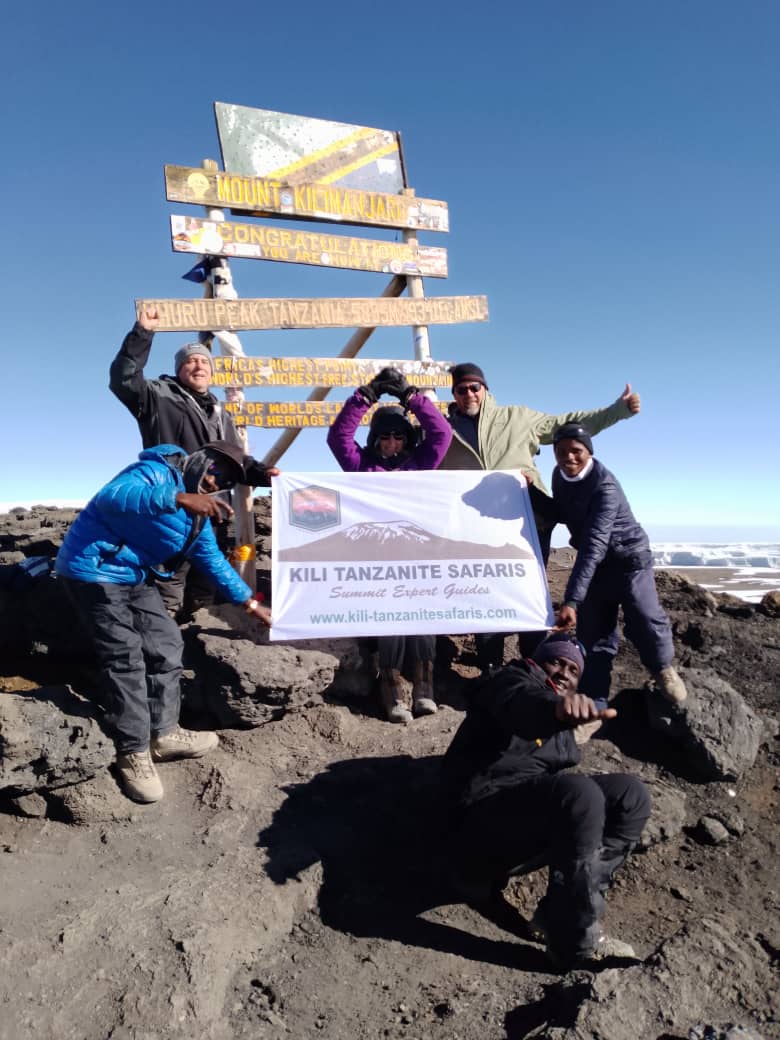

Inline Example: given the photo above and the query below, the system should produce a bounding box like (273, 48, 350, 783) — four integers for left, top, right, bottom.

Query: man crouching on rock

(441, 634, 650, 970)
(55, 442, 271, 804)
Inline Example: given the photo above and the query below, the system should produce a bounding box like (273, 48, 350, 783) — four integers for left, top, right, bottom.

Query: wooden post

(260, 274, 406, 469)
(202, 159, 255, 590)
(401, 187, 432, 362)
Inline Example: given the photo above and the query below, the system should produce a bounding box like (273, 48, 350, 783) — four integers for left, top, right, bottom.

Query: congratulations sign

(270, 470, 553, 641)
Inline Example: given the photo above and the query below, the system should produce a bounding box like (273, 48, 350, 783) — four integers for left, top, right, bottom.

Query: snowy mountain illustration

(279, 520, 535, 562)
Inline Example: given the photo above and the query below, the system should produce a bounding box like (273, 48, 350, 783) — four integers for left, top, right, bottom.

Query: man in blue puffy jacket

(551, 422, 687, 704)
(55, 442, 271, 804)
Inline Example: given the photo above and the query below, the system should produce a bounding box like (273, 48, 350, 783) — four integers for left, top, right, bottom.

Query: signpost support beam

(260, 274, 406, 469)
(202, 159, 255, 590)
(401, 188, 432, 363)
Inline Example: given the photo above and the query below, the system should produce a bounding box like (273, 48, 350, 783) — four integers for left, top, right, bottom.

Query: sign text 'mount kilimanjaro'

(135, 297, 489, 331)
(171, 216, 448, 277)
(164, 165, 449, 232)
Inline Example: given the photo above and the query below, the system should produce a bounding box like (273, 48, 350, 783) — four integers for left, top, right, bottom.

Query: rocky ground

(0, 504, 778, 1040)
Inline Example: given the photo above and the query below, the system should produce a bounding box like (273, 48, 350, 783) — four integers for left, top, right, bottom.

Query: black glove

(357, 367, 398, 403)
(374, 367, 420, 406)
(243, 458, 272, 487)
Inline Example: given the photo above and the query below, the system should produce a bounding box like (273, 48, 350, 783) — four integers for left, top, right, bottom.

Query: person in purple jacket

(327, 367, 453, 723)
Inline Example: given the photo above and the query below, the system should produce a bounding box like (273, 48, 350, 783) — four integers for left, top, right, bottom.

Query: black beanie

(450, 362, 487, 389)
(368, 406, 417, 453)
(553, 422, 594, 455)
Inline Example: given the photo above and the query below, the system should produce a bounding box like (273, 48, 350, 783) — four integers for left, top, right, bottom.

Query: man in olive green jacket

(440, 362, 640, 670)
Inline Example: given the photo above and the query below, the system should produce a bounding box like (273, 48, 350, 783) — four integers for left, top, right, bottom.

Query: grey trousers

(59, 578, 183, 753)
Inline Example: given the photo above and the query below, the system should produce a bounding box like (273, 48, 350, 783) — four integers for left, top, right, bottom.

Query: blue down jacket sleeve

(55, 445, 251, 604)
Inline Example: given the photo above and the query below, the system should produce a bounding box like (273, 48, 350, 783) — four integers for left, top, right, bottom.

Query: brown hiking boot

(379, 669, 413, 724)
(546, 932, 639, 971)
(411, 659, 438, 716)
(653, 665, 688, 704)
(116, 750, 163, 803)
(151, 726, 219, 762)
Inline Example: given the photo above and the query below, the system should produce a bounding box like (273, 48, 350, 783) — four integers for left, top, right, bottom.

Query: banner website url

(308, 606, 519, 625)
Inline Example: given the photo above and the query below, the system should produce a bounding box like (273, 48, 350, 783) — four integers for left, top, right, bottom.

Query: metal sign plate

(215, 102, 405, 193)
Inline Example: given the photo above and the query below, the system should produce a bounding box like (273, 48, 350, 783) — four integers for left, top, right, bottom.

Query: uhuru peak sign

(134, 296, 488, 331)
(151, 102, 489, 445)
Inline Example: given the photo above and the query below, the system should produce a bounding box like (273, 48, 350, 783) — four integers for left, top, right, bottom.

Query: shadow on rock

(258, 754, 548, 972)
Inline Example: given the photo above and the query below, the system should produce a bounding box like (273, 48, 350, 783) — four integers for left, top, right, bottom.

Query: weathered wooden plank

(224, 400, 450, 429)
(134, 296, 489, 331)
(171, 215, 448, 277)
(212, 356, 455, 389)
(164, 165, 449, 232)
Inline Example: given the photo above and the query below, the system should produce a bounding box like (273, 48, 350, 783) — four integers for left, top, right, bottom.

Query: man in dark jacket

(441, 635, 650, 969)
(55, 442, 271, 805)
(109, 307, 277, 617)
(439, 362, 641, 672)
(551, 422, 687, 704)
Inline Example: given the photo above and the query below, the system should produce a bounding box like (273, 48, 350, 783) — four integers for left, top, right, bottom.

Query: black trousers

(452, 772, 650, 955)
(59, 577, 183, 753)
(377, 634, 436, 671)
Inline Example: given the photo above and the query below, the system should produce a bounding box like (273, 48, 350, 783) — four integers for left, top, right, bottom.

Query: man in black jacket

(551, 422, 686, 704)
(442, 635, 650, 969)
(110, 307, 278, 618)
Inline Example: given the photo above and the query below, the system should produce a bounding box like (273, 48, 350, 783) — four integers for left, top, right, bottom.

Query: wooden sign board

(165, 165, 449, 233)
(171, 215, 448, 278)
(135, 296, 488, 331)
(215, 102, 405, 194)
(224, 400, 451, 429)
(211, 356, 455, 389)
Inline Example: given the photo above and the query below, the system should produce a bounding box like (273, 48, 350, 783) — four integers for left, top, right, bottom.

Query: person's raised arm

(109, 307, 160, 414)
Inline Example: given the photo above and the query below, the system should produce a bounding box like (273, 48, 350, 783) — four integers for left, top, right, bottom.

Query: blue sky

(4, 1, 779, 540)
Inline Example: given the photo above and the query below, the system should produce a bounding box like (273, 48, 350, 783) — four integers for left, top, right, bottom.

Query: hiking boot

(379, 669, 413, 724)
(151, 726, 219, 762)
(653, 665, 688, 704)
(546, 933, 638, 971)
(116, 750, 163, 803)
(412, 659, 437, 716)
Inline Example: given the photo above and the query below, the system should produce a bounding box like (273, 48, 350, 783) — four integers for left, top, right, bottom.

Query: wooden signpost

(135, 296, 488, 331)
(171, 215, 448, 277)
(210, 356, 454, 389)
(143, 103, 489, 581)
(164, 165, 449, 232)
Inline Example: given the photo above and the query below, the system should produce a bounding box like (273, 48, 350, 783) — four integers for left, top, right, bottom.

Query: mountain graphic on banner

(278, 521, 535, 562)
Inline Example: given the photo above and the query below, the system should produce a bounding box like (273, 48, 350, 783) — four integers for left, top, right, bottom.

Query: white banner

(270, 470, 553, 641)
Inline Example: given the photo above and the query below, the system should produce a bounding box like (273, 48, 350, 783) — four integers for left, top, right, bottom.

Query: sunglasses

(454, 383, 483, 396)
(378, 431, 407, 441)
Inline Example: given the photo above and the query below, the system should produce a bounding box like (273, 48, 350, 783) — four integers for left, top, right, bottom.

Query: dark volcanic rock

(646, 668, 764, 780)
(0, 684, 113, 794)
